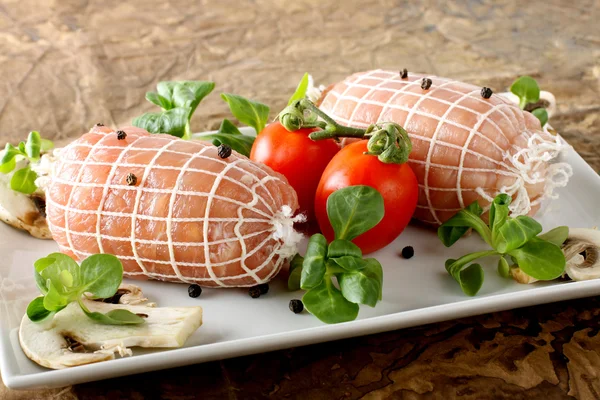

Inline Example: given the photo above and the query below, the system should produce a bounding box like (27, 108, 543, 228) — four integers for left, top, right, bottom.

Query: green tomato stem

(308, 125, 367, 140)
(300, 99, 338, 126)
(277, 98, 412, 164)
(298, 100, 367, 138)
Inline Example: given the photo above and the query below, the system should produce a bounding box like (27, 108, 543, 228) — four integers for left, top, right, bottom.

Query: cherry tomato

(314, 140, 418, 254)
(250, 122, 340, 222)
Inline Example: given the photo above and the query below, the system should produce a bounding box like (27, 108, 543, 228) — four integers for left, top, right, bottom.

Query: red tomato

(314, 140, 418, 254)
(250, 122, 340, 222)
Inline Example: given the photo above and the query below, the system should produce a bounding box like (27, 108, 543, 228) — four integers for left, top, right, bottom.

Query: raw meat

(46, 125, 300, 287)
(318, 70, 571, 224)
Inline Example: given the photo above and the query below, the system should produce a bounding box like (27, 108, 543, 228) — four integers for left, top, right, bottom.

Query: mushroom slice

(509, 267, 539, 284)
(0, 152, 51, 239)
(19, 288, 202, 369)
(98, 284, 156, 307)
(499, 90, 557, 118)
(562, 228, 600, 281)
(0, 174, 50, 239)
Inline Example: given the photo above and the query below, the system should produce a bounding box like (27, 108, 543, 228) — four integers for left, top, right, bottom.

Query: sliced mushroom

(19, 285, 202, 369)
(0, 173, 50, 239)
(97, 284, 156, 307)
(562, 228, 600, 281)
(499, 90, 557, 118)
(510, 266, 539, 284)
(509, 228, 600, 284)
(0, 152, 53, 239)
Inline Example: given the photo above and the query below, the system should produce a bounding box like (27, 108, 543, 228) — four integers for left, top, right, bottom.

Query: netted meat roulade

(318, 69, 571, 224)
(46, 125, 300, 287)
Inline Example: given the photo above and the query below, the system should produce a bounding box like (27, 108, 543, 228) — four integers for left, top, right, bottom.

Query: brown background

(2, 0, 600, 398)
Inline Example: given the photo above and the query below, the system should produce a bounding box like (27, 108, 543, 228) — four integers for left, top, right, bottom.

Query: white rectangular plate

(1, 139, 599, 390)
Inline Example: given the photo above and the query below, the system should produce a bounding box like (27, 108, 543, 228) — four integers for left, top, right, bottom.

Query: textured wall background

(1, 0, 600, 398)
(1, 0, 599, 168)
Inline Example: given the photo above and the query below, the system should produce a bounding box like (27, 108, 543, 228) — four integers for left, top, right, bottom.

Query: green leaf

(30, 252, 137, 325)
(329, 256, 368, 272)
(445, 250, 496, 296)
(34, 268, 48, 295)
(79, 254, 123, 299)
(143, 81, 215, 127)
(156, 81, 179, 104)
(438, 201, 491, 247)
(458, 264, 485, 296)
(497, 257, 510, 278)
(59, 270, 74, 288)
(34, 257, 57, 273)
(172, 81, 215, 117)
(326, 185, 385, 241)
(510, 76, 541, 109)
(538, 226, 569, 247)
(198, 119, 255, 157)
(132, 107, 190, 138)
(25, 131, 41, 160)
(79, 303, 145, 325)
(43, 280, 70, 311)
(489, 193, 511, 241)
(445, 250, 496, 279)
(300, 234, 328, 290)
(221, 93, 270, 134)
(35, 253, 79, 275)
(508, 237, 565, 280)
(146, 92, 172, 110)
(287, 73, 310, 106)
(0, 156, 16, 174)
(40, 139, 54, 152)
(18, 142, 26, 153)
(1, 143, 23, 172)
(302, 280, 359, 324)
(2, 143, 22, 161)
(34, 257, 57, 294)
(337, 258, 383, 307)
(10, 166, 38, 194)
(288, 254, 304, 291)
(35, 253, 81, 300)
(27, 297, 55, 322)
(532, 108, 548, 127)
(327, 239, 362, 259)
(494, 215, 543, 253)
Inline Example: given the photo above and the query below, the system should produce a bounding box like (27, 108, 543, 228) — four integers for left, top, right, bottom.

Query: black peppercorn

(258, 283, 269, 295)
(400, 68, 408, 79)
(401, 246, 414, 259)
(188, 284, 202, 298)
(126, 173, 137, 186)
(289, 299, 303, 314)
(481, 87, 493, 99)
(217, 144, 232, 159)
(421, 78, 432, 90)
(249, 286, 262, 298)
(95, 123, 104, 127)
(116, 130, 127, 140)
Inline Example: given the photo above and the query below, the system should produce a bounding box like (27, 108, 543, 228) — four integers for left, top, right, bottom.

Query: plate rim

(2, 139, 599, 390)
(5, 277, 600, 390)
